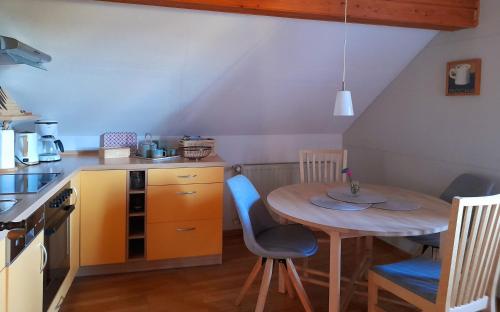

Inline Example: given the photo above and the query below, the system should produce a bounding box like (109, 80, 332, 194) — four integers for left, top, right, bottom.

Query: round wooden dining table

(267, 183, 451, 312)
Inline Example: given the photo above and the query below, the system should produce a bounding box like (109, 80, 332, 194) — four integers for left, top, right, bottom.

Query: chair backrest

(226, 175, 279, 256)
(437, 194, 500, 311)
(299, 149, 348, 184)
(440, 173, 496, 203)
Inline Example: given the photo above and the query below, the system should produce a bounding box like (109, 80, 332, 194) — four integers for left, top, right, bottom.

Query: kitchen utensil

(151, 148, 166, 158)
(36, 120, 64, 162)
(138, 133, 157, 158)
(38, 135, 63, 162)
(130, 154, 181, 162)
(15, 131, 39, 165)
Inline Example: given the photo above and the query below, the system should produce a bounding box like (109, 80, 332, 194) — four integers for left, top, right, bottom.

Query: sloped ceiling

(0, 0, 437, 136)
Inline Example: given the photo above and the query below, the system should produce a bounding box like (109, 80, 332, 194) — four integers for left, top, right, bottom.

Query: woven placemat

(372, 200, 421, 211)
(327, 187, 387, 204)
(310, 195, 371, 211)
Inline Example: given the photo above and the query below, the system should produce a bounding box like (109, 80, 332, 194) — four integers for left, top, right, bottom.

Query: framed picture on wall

(446, 58, 481, 96)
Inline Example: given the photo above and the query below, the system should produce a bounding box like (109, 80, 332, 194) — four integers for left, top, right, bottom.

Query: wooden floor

(62, 232, 417, 312)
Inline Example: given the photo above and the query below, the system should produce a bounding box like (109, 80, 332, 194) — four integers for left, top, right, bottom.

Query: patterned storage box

(101, 132, 137, 152)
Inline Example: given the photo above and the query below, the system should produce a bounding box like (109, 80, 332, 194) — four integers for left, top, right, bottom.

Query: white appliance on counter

(15, 131, 39, 165)
(35, 120, 64, 162)
(0, 129, 15, 170)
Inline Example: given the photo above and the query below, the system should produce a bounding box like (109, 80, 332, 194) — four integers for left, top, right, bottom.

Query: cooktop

(0, 173, 61, 195)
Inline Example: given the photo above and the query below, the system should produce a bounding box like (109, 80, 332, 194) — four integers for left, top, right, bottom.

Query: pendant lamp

(333, 0, 354, 116)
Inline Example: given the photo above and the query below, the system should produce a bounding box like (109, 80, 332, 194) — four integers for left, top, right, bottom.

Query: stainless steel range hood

(0, 36, 51, 70)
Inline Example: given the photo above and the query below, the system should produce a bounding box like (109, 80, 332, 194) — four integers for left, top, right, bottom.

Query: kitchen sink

(0, 199, 18, 213)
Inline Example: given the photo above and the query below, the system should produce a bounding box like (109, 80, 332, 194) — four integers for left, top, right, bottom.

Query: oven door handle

(39, 243, 48, 273)
(44, 205, 75, 236)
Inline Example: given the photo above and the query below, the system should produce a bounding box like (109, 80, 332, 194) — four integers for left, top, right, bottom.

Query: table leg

(329, 231, 342, 312)
(364, 236, 373, 280)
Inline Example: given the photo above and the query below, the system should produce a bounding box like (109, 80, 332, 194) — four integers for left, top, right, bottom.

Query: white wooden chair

(368, 194, 500, 312)
(299, 149, 348, 185)
(298, 149, 349, 286)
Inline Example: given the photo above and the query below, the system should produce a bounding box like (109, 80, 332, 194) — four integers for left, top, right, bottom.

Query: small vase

(350, 181, 360, 195)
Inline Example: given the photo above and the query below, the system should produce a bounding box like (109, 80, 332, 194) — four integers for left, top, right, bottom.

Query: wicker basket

(178, 137, 216, 156)
(181, 146, 212, 160)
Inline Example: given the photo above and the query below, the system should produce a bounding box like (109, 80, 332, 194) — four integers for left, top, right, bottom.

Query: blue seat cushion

(373, 257, 441, 303)
(255, 224, 318, 259)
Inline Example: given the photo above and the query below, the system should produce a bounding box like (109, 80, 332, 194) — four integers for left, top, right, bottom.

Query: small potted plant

(342, 167, 360, 195)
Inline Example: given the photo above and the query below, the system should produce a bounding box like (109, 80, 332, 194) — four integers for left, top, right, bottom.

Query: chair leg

(255, 258, 274, 312)
(279, 261, 295, 298)
(285, 259, 314, 312)
(303, 257, 310, 278)
(278, 261, 286, 294)
(235, 257, 263, 306)
(368, 273, 379, 312)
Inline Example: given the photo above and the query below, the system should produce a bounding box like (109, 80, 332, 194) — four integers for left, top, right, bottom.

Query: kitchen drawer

(148, 167, 223, 185)
(147, 219, 222, 260)
(147, 183, 223, 223)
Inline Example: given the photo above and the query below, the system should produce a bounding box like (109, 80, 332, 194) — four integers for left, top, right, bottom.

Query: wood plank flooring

(62, 231, 417, 312)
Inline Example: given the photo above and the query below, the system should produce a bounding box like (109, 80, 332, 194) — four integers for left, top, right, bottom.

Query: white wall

(345, 0, 500, 195)
(344, 0, 500, 296)
(0, 0, 435, 137)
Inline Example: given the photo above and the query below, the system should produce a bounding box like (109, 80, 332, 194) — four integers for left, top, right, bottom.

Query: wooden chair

(407, 173, 495, 256)
(299, 149, 348, 184)
(368, 194, 500, 312)
(298, 149, 351, 286)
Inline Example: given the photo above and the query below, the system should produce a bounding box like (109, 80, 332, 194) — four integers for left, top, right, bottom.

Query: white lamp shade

(333, 90, 354, 116)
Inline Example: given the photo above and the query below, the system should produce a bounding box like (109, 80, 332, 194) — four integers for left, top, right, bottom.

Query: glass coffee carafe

(38, 135, 64, 162)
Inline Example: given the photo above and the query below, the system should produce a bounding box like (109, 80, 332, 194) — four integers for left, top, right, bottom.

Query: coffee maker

(35, 120, 64, 162)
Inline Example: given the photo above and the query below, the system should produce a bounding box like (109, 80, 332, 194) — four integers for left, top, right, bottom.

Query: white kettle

(15, 131, 39, 165)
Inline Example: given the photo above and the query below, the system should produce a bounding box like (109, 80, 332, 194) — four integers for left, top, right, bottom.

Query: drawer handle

(176, 227, 196, 232)
(177, 174, 197, 179)
(176, 191, 197, 196)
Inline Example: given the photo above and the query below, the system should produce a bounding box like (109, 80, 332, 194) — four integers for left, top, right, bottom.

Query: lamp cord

(342, 0, 348, 91)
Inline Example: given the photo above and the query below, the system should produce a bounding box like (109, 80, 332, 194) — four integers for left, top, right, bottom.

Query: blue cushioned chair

(368, 194, 500, 312)
(407, 173, 495, 253)
(227, 175, 318, 312)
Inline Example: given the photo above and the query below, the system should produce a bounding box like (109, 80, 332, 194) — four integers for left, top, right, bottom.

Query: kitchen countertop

(0, 154, 226, 238)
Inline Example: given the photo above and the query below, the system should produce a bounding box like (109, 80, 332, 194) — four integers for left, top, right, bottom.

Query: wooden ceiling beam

(99, 0, 479, 30)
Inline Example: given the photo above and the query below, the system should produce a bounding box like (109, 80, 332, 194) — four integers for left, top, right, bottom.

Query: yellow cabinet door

(6, 232, 44, 312)
(147, 183, 223, 223)
(80, 170, 126, 266)
(0, 268, 6, 312)
(70, 173, 81, 276)
(147, 219, 222, 260)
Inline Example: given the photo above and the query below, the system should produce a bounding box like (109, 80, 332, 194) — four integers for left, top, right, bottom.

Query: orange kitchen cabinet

(147, 219, 222, 260)
(147, 183, 223, 223)
(148, 167, 224, 185)
(80, 170, 126, 266)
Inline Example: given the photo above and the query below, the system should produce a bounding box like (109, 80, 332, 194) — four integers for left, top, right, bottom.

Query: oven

(43, 184, 74, 311)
